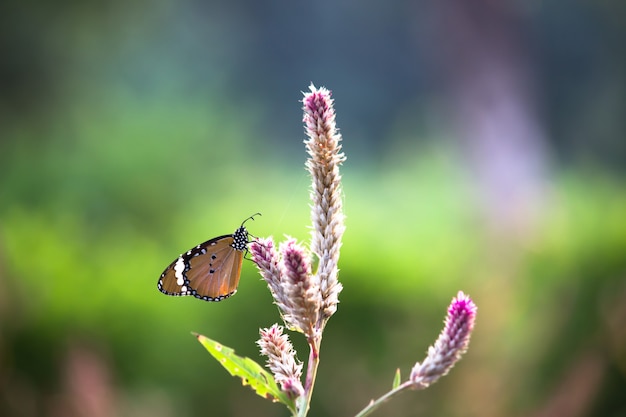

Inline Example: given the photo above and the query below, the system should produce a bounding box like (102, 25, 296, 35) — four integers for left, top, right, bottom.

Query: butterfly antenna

(241, 212, 262, 226)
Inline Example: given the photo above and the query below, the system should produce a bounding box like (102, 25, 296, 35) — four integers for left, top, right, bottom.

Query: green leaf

(195, 333, 295, 412)
(392, 368, 401, 389)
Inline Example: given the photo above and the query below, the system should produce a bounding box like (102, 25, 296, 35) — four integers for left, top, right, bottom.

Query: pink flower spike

(303, 84, 346, 321)
(281, 239, 312, 285)
(250, 238, 292, 318)
(250, 238, 281, 289)
(257, 324, 304, 399)
(280, 238, 321, 337)
(409, 291, 477, 389)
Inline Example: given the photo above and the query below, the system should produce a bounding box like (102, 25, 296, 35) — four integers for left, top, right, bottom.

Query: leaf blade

(392, 368, 401, 389)
(195, 333, 295, 412)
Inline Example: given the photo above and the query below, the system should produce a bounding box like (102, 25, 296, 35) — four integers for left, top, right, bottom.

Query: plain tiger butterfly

(157, 214, 259, 301)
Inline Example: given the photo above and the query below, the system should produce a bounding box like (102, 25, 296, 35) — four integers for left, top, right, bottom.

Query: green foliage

(392, 368, 401, 390)
(195, 334, 296, 412)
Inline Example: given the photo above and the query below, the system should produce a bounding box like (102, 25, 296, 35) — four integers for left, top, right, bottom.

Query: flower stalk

(249, 85, 477, 417)
(251, 84, 345, 416)
(355, 291, 477, 417)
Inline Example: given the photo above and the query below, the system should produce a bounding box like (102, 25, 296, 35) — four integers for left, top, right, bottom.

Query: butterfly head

(232, 212, 261, 251)
(231, 226, 250, 252)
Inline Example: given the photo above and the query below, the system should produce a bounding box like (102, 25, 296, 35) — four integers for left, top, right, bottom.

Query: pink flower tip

(449, 291, 477, 324)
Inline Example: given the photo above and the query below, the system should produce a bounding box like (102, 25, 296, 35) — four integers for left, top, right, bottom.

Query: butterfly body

(158, 225, 250, 301)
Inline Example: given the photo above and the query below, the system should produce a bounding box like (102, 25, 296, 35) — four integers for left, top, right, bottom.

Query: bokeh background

(1, 1, 625, 416)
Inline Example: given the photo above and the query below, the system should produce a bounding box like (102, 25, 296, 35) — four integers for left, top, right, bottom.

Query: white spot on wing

(174, 257, 185, 286)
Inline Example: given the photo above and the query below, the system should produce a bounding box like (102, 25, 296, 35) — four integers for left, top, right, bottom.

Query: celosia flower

(252, 85, 345, 337)
(303, 84, 346, 320)
(251, 238, 320, 338)
(252, 86, 347, 413)
(250, 237, 290, 314)
(410, 291, 477, 388)
(279, 239, 321, 338)
(257, 324, 304, 399)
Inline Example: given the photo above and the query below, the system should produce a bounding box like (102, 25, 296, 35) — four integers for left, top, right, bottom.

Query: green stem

(353, 381, 416, 417)
(297, 337, 321, 417)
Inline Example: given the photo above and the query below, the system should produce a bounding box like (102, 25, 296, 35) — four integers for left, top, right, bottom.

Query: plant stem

(297, 338, 321, 417)
(353, 380, 415, 417)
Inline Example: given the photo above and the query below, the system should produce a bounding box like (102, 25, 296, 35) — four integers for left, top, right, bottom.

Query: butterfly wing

(158, 234, 243, 301)
(186, 236, 244, 301)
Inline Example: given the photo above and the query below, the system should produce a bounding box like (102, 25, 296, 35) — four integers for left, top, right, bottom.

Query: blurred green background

(1, 1, 625, 417)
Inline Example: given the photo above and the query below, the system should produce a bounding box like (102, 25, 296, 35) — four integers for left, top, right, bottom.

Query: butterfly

(157, 214, 259, 301)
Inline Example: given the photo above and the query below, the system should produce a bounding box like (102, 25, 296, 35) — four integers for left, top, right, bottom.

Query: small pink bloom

(257, 324, 304, 399)
(410, 291, 477, 388)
